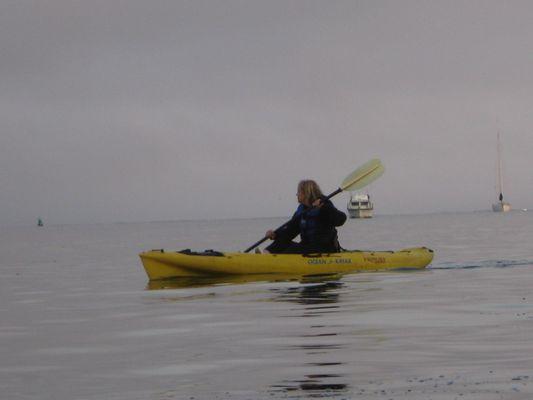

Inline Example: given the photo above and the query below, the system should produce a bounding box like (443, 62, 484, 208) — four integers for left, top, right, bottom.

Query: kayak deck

(139, 247, 434, 280)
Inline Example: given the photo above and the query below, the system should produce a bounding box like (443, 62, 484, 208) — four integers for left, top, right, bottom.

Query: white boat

(492, 199, 511, 213)
(347, 193, 373, 218)
(492, 132, 511, 212)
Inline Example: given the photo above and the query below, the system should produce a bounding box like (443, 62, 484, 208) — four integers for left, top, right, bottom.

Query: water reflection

(271, 379, 348, 398)
(145, 274, 352, 398)
(145, 273, 344, 290)
(272, 281, 342, 308)
(268, 279, 350, 398)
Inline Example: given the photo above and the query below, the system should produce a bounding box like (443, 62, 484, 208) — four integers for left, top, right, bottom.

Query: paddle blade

(340, 159, 384, 192)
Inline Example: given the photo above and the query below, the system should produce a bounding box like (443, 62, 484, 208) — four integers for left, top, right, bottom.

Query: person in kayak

(262, 180, 347, 254)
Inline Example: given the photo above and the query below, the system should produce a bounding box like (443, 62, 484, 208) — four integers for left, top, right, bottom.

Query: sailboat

(492, 132, 511, 212)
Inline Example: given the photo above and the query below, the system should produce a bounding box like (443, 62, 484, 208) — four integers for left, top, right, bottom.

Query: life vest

(294, 202, 338, 247)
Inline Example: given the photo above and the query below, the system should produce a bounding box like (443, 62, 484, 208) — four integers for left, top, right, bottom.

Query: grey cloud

(1, 1, 532, 225)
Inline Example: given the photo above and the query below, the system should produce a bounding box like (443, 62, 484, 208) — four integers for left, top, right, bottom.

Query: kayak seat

(178, 249, 224, 257)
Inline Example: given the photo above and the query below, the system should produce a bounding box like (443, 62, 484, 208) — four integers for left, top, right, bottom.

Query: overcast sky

(1, 1, 532, 225)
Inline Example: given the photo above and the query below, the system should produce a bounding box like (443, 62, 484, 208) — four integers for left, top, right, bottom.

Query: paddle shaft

(243, 188, 342, 253)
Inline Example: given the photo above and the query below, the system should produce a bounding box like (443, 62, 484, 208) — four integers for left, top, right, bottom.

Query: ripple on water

(0, 366, 63, 373)
(36, 346, 119, 355)
(0, 326, 29, 337)
(130, 358, 260, 377)
(118, 327, 191, 338)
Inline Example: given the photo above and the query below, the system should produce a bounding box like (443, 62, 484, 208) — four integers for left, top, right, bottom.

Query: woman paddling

(262, 180, 347, 254)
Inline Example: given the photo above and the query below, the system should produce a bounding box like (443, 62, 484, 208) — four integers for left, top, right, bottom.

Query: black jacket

(275, 197, 347, 253)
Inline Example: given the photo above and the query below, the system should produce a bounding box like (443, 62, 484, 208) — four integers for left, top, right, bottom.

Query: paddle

(244, 159, 385, 253)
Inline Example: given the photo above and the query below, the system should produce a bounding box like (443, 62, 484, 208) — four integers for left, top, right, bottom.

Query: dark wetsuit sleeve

(274, 213, 301, 242)
(319, 199, 347, 227)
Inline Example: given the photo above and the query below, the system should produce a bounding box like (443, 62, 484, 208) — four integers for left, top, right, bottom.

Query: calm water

(1, 211, 533, 399)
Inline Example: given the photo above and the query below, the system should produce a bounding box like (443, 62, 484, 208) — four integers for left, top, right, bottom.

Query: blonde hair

(297, 180, 323, 206)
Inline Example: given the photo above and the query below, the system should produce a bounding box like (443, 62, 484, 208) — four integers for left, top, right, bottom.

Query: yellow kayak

(139, 247, 434, 280)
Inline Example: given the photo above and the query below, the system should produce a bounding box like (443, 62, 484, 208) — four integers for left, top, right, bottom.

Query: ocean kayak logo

(307, 258, 352, 265)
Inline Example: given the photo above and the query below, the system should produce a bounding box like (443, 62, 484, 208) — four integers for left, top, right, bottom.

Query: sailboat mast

(497, 132, 503, 201)
(492, 131, 510, 212)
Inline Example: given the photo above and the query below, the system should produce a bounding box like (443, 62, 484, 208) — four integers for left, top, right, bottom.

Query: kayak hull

(139, 247, 434, 280)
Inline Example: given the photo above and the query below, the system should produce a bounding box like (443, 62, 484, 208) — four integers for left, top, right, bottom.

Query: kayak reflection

(270, 280, 343, 306)
(269, 280, 350, 397)
(145, 272, 345, 290)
